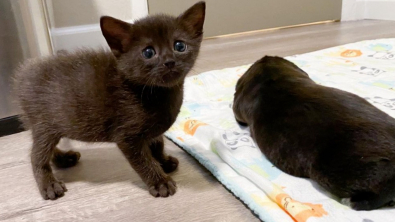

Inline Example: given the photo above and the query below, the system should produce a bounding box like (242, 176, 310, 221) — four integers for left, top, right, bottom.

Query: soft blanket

(165, 39, 395, 222)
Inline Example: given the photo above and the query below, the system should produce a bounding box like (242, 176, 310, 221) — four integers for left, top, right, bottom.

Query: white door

(147, 0, 342, 37)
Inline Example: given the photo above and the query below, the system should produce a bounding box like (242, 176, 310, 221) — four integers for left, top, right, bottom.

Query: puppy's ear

(100, 16, 132, 57)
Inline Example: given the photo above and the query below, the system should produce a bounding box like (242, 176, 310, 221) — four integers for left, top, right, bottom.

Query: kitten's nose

(164, 60, 175, 69)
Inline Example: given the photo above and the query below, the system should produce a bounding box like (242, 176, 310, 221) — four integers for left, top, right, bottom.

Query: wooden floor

(193, 19, 395, 74)
(1, 20, 395, 222)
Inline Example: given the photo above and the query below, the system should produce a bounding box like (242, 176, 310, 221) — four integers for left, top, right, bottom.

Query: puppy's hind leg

(350, 176, 395, 210)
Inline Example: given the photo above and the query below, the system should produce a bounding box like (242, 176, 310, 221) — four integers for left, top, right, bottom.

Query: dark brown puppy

(14, 2, 205, 200)
(233, 56, 395, 210)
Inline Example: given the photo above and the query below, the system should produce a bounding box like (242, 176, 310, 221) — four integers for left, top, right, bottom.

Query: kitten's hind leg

(149, 136, 179, 174)
(31, 128, 67, 200)
(52, 147, 81, 168)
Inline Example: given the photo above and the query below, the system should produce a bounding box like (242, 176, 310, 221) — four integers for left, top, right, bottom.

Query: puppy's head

(233, 56, 310, 125)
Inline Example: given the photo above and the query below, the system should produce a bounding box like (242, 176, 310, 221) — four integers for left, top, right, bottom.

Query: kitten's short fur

(14, 1, 205, 200)
(233, 56, 395, 210)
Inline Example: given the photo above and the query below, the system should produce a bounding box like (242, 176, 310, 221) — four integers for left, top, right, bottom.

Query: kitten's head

(100, 1, 205, 87)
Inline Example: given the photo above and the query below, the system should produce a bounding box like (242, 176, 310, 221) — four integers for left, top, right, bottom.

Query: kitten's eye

(142, 47, 156, 59)
(174, 41, 187, 52)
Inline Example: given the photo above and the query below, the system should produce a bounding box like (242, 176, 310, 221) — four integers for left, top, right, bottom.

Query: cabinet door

(147, 0, 342, 37)
(0, 0, 50, 119)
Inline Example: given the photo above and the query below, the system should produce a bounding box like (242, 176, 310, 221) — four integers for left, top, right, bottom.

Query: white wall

(342, 0, 395, 21)
(47, 0, 148, 52)
(49, 0, 394, 51)
(341, 0, 365, 21)
(49, 0, 135, 28)
(364, 0, 395, 21)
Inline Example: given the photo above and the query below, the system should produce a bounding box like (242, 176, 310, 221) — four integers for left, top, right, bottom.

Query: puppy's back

(233, 56, 395, 209)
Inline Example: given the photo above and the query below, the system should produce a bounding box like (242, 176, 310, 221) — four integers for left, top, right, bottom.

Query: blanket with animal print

(165, 39, 395, 222)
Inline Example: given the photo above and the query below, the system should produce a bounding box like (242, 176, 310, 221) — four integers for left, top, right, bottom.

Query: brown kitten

(14, 1, 205, 200)
(233, 56, 395, 211)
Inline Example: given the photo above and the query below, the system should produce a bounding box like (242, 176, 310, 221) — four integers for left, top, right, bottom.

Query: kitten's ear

(177, 1, 206, 37)
(100, 16, 132, 57)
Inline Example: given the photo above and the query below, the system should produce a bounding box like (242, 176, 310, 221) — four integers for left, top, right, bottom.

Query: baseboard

(0, 115, 25, 137)
(365, 1, 395, 21)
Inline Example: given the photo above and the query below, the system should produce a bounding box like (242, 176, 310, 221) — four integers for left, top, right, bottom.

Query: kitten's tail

(18, 114, 30, 130)
(12, 61, 35, 131)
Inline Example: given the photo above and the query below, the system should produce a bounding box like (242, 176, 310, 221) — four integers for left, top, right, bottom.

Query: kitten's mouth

(162, 70, 182, 83)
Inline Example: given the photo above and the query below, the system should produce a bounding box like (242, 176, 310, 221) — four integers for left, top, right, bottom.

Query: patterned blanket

(165, 39, 395, 222)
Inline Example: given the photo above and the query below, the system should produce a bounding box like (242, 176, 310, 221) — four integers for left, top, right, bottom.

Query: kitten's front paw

(40, 180, 67, 200)
(149, 177, 177, 197)
(161, 156, 179, 173)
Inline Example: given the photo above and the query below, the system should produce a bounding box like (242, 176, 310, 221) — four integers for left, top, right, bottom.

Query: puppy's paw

(350, 199, 371, 211)
(340, 198, 351, 207)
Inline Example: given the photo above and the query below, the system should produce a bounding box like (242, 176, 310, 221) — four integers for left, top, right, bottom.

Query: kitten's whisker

(141, 75, 152, 101)
(147, 75, 154, 96)
(141, 80, 148, 101)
